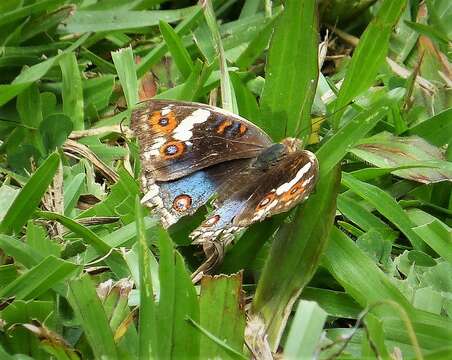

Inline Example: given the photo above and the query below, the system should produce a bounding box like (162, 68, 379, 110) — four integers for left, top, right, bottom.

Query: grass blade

(112, 47, 138, 109)
(331, 0, 407, 128)
(0, 255, 79, 300)
(36, 211, 129, 278)
(61, 6, 197, 33)
(323, 227, 413, 311)
(60, 52, 84, 131)
(0, 152, 59, 235)
(136, 198, 156, 359)
(157, 227, 199, 358)
(259, 0, 319, 140)
(159, 20, 194, 80)
(199, 273, 246, 359)
(201, 0, 237, 113)
(341, 172, 425, 250)
(316, 104, 388, 176)
(68, 275, 119, 359)
(253, 166, 341, 349)
(284, 300, 327, 359)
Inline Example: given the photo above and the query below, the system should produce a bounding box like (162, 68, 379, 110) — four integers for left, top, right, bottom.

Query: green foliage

(0, 0, 451, 359)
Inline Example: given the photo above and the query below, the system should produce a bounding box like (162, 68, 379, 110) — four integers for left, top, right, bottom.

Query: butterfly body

(131, 100, 319, 265)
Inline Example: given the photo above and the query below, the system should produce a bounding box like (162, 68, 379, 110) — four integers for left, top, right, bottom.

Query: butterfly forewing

(131, 100, 272, 182)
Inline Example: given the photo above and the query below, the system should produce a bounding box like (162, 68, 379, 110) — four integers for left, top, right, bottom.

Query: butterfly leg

(191, 242, 224, 283)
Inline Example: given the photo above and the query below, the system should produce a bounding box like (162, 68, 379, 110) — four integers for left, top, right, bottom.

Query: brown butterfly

(131, 100, 319, 273)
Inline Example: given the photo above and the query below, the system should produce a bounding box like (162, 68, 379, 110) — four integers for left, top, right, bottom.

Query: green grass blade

(235, 15, 278, 69)
(61, 6, 197, 33)
(0, 0, 65, 27)
(0, 234, 42, 268)
(199, 273, 246, 359)
(112, 47, 138, 109)
(36, 211, 129, 278)
(64, 173, 85, 215)
(341, 172, 425, 250)
(412, 220, 452, 264)
(201, 0, 237, 113)
(0, 152, 59, 235)
(284, 300, 327, 359)
(331, 0, 407, 128)
(137, 6, 202, 78)
(60, 52, 84, 130)
(322, 227, 413, 312)
(316, 105, 387, 176)
(0, 34, 88, 106)
(259, 0, 319, 140)
(136, 198, 156, 359)
(408, 108, 452, 147)
(159, 20, 194, 80)
(157, 227, 199, 358)
(68, 275, 119, 359)
(253, 166, 341, 349)
(0, 255, 79, 300)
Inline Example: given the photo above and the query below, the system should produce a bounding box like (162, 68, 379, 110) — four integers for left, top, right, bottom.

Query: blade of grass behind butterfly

(258, 0, 318, 141)
(200, 0, 237, 113)
(330, 0, 407, 129)
(0, 33, 89, 106)
(252, 165, 341, 350)
(137, 6, 203, 78)
(154, 59, 204, 101)
(112, 46, 138, 109)
(60, 52, 84, 131)
(159, 20, 194, 80)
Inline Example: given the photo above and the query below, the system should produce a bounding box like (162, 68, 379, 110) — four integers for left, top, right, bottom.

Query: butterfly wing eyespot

(239, 123, 248, 135)
(216, 120, 233, 134)
(282, 183, 305, 201)
(160, 141, 185, 159)
(256, 193, 276, 210)
(172, 194, 192, 212)
(202, 214, 221, 227)
(148, 110, 177, 133)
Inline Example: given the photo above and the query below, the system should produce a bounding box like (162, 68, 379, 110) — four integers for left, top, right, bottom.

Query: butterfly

(131, 100, 319, 272)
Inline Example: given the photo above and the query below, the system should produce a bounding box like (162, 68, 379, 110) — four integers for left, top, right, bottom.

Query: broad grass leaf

(351, 132, 452, 183)
(68, 275, 119, 359)
(0, 255, 79, 300)
(0, 152, 59, 235)
(331, 0, 407, 127)
(283, 300, 327, 359)
(259, 0, 318, 141)
(199, 273, 245, 359)
(341, 172, 425, 250)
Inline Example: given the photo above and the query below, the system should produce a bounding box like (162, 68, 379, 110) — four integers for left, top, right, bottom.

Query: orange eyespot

(160, 141, 185, 159)
(282, 183, 305, 201)
(216, 120, 233, 134)
(239, 123, 248, 135)
(173, 194, 192, 212)
(203, 215, 220, 227)
(148, 110, 177, 133)
(256, 193, 276, 210)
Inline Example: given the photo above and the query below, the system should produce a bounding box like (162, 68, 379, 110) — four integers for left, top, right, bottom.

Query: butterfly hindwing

(141, 158, 252, 228)
(190, 147, 319, 245)
(131, 100, 272, 182)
